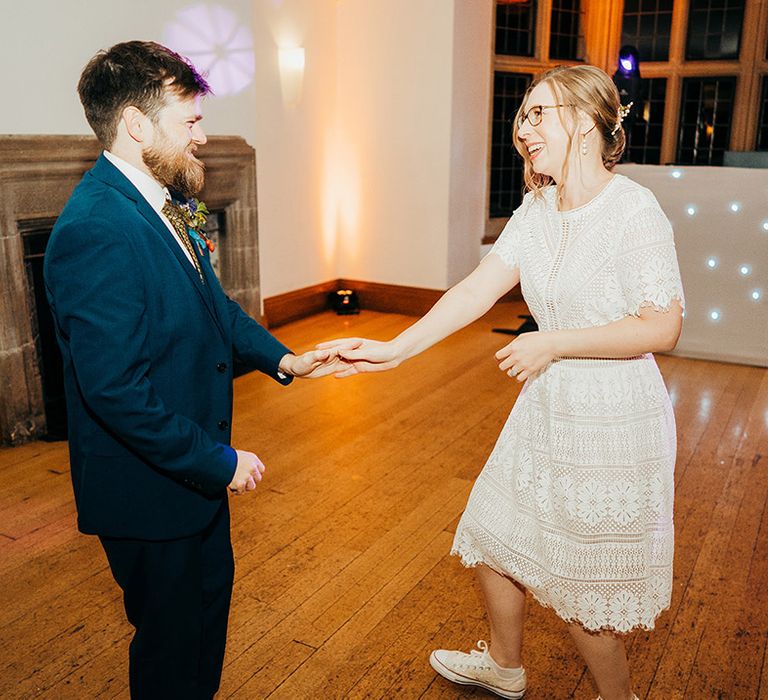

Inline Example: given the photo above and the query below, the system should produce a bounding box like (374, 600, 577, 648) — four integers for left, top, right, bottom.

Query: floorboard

(0, 304, 765, 699)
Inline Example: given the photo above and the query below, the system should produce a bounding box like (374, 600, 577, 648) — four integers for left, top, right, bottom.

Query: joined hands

(315, 338, 400, 377)
(278, 347, 361, 379)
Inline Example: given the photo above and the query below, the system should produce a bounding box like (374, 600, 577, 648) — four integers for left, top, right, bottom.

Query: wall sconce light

(278, 46, 305, 106)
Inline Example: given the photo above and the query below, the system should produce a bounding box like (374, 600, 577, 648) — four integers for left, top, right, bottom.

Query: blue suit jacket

(44, 155, 292, 540)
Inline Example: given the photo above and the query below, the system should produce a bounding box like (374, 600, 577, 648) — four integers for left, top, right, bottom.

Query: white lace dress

(452, 175, 685, 633)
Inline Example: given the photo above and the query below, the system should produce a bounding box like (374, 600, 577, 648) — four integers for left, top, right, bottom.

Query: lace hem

(628, 295, 686, 317)
(451, 529, 671, 635)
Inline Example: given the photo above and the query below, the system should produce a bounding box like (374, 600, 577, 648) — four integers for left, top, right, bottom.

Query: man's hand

(228, 450, 266, 495)
(279, 347, 358, 379)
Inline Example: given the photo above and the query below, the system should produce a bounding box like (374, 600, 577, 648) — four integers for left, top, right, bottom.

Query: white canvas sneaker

(429, 640, 527, 699)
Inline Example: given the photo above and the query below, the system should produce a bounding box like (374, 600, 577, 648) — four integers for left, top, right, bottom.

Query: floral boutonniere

(179, 198, 215, 253)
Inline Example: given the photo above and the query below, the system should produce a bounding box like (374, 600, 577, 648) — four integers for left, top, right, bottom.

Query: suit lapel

(89, 155, 226, 339)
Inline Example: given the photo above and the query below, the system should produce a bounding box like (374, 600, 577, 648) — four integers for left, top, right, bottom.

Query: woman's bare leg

(568, 623, 634, 700)
(475, 565, 526, 668)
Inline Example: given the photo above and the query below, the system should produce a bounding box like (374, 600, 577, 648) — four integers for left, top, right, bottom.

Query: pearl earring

(581, 134, 588, 156)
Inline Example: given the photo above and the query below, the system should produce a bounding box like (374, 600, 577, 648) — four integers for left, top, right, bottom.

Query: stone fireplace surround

(0, 135, 262, 445)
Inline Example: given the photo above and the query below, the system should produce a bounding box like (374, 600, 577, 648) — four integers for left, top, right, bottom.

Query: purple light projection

(620, 57, 634, 72)
(163, 4, 255, 96)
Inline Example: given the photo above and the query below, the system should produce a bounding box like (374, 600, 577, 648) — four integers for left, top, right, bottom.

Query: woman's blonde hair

(512, 65, 626, 201)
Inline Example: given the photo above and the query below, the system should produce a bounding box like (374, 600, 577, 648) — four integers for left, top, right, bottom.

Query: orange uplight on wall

(321, 125, 362, 270)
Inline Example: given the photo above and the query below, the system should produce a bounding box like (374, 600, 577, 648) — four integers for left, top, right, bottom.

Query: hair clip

(611, 102, 633, 136)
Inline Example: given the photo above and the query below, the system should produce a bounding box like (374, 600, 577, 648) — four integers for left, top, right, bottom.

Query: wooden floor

(1, 303, 767, 700)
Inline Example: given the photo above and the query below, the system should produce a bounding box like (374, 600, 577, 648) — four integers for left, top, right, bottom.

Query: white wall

(1, 0, 258, 144)
(333, 0, 492, 289)
(446, 0, 494, 287)
(2, 0, 493, 297)
(334, 0, 454, 290)
(251, 0, 339, 297)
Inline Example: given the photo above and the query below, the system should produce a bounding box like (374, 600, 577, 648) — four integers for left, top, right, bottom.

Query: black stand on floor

(492, 315, 538, 336)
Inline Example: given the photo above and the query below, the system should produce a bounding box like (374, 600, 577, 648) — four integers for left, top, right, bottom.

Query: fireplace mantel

(0, 135, 261, 445)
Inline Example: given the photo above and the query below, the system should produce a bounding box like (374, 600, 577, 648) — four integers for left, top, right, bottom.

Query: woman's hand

(495, 331, 558, 382)
(279, 348, 352, 379)
(315, 338, 403, 378)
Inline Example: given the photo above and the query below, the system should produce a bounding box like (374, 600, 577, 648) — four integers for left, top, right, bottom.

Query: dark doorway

(22, 221, 67, 440)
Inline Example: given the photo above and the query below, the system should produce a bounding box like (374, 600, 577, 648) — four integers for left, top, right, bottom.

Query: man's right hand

(229, 450, 266, 495)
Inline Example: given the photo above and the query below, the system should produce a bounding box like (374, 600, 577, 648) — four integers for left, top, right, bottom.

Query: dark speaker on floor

(329, 288, 360, 315)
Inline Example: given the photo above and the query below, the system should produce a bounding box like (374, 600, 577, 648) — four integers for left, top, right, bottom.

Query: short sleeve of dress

(488, 195, 530, 270)
(616, 194, 685, 315)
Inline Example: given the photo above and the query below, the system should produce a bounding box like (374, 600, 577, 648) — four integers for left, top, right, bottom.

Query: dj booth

(616, 163, 767, 367)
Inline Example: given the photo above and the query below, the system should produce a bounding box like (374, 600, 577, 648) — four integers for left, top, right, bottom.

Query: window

(625, 78, 667, 164)
(490, 72, 532, 218)
(685, 0, 745, 61)
(677, 77, 737, 165)
(549, 0, 583, 61)
(757, 76, 768, 151)
(486, 0, 768, 239)
(621, 0, 674, 62)
(495, 1, 536, 57)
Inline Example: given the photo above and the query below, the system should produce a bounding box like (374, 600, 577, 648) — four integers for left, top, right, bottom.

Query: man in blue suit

(44, 41, 342, 699)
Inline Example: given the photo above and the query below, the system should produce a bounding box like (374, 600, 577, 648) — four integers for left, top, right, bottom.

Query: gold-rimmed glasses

(517, 104, 568, 129)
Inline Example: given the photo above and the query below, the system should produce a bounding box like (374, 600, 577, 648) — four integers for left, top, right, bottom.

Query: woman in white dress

(320, 65, 684, 700)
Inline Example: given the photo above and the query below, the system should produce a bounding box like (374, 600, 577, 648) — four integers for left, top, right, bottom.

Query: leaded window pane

(625, 78, 667, 164)
(490, 72, 531, 217)
(621, 0, 674, 62)
(495, 1, 536, 57)
(686, 0, 745, 61)
(550, 0, 584, 61)
(677, 77, 737, 165)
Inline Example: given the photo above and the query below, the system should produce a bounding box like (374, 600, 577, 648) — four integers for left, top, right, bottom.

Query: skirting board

(263, 278, 523, 329)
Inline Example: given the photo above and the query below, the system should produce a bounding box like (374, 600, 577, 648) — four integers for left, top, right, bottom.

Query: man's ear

(121, 106, 152, 144)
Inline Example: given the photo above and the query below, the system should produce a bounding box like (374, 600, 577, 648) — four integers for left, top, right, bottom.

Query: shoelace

(461, 640, 492, 669)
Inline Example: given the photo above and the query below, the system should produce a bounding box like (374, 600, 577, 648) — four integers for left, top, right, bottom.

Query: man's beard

(142, 129, 205, 198)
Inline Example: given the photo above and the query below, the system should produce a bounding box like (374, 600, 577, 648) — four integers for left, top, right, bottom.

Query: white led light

(706, 257, 718, 269)
(709, 309, 721, 321)
(686, 205, 697, 216)
(729, 202, 741, 212)
(671, 169, 683, 179)
(763, 220, 768, 231)
(739, 264, 751, 276)
(752, 289, 762, 301)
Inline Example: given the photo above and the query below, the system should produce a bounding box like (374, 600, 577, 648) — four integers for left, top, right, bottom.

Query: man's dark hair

(77, 40, 212, 148)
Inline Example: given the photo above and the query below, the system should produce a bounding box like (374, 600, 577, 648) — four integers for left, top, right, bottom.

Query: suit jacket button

(217, 420, 229, 430)
(217, 362, 227, 373)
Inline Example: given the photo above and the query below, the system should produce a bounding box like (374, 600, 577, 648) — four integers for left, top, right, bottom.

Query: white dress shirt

(103, 150, 195, 267)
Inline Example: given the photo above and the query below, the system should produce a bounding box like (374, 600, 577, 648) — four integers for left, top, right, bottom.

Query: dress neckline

(554, 174, 619, 216)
